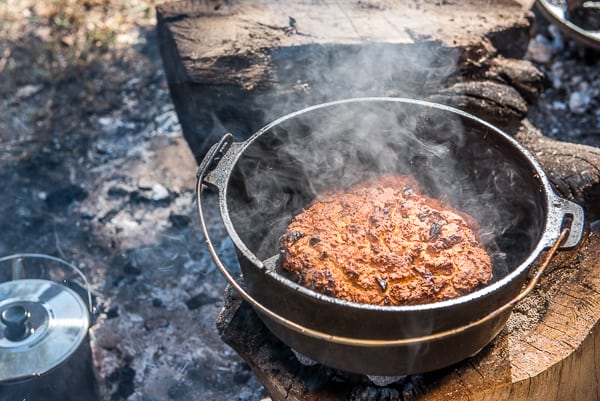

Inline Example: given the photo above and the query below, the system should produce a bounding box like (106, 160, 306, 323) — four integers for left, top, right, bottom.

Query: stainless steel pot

(196, 98, 584, 376)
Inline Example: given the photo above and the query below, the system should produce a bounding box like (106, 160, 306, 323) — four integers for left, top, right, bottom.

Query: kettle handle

(0, 253, 96, 317)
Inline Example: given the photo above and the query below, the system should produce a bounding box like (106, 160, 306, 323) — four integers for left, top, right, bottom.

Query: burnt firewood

(516, 120, 600, 220)
(486, 57, 546, 103)
(427, 81, 528, 133)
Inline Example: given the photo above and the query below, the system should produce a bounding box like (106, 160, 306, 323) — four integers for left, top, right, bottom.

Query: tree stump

(157, 0, 541, 162)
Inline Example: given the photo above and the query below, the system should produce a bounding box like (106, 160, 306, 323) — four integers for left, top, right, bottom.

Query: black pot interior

(225, 100, 547, 287)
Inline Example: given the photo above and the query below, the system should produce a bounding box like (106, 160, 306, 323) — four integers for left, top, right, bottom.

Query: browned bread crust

(280, 175, 493, 306)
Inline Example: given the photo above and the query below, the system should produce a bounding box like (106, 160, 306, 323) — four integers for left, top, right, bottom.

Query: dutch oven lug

(544, 192, 585, 249)
(196, 133, 239, 190)
(196, 137, 264, 269)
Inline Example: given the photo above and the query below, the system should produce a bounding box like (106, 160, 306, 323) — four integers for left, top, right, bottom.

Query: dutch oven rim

(207, 97, 583, 314)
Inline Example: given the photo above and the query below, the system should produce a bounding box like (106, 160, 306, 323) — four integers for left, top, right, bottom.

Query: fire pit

(156, 0, 600, 399)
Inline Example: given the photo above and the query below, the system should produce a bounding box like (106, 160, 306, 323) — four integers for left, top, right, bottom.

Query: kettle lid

(0, 279, 90, 382)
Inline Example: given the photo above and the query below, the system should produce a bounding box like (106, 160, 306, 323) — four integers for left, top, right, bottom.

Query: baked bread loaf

(280, 175, 493, 306)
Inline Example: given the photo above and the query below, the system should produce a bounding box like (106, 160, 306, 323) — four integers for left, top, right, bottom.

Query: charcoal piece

(169, 213, 191, 228)
(45, 185, 88, 210)
(185, 292, 219, 310)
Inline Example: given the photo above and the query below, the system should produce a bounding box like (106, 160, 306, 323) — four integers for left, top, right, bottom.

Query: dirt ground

(0, 1, 598, 401)
(0, 1, 267, 400)
(527, 8, 600, 147)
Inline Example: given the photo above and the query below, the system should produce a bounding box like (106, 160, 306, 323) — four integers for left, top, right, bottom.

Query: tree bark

(516, 120, 600, 220)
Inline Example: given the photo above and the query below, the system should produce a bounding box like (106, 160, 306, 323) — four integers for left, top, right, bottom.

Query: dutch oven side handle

(196, 133, 237, 190)
(543, 192, 585, 250)
(196, 133, 265, 269)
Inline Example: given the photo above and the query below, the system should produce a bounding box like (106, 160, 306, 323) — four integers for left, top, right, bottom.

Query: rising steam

(225, 40, 544, 289)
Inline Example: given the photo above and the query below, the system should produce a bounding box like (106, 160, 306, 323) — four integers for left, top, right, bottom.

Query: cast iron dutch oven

(196, 98, 584, 376)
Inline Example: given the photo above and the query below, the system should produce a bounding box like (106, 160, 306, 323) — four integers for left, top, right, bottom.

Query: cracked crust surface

(280, 175, 493, 306)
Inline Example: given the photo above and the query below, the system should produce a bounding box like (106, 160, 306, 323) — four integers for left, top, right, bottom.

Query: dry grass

(0, 0, 156, 85)
(0, 0, 162, 159)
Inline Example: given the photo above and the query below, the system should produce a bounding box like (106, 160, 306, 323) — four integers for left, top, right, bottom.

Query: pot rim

(219, 97, 563, 313)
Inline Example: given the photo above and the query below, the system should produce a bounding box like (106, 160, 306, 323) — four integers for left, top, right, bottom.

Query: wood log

(516, 120, 600, 220)
(156, 0, 542, 161)
(214, 122, 600, 401)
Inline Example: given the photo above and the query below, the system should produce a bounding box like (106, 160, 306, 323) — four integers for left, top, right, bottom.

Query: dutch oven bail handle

(197, 133, 582, 347)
